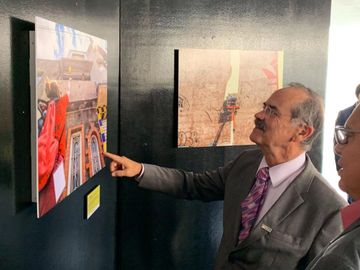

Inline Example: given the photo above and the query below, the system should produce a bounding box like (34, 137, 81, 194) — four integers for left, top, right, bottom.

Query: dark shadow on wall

(10, 17, 35, 214)
(173, 49, 179, 147)
(119, 87, 179, 268)
(119, 179, 179, 269)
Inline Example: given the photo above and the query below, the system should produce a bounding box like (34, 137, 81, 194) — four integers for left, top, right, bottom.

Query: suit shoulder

(307, 173, 347, 208)
(318, 227, 360, 268)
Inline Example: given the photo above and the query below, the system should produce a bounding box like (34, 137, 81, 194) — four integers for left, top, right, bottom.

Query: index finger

(103, 152, 124, 163)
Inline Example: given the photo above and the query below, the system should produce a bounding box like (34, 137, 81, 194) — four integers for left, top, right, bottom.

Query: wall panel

(0, 1, 119, 269)
(120, 0, 331, 269)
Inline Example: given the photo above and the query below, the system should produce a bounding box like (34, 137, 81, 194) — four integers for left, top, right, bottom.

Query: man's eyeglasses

(262, 103, 291, 118)
(262, 104, 280, 117)
(334, 126, 360, 145)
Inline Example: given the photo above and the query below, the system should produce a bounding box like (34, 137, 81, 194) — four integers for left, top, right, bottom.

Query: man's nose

(255, 109, 265, 119)
(334, 143, 343, 156)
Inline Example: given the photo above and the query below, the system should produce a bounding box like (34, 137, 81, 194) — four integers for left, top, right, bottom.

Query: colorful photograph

(35, 17, 107, 217)
(178, 49, 283, 147)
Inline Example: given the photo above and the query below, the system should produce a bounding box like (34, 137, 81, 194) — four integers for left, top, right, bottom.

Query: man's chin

(338, 178, 348, 194)
(249, 129, 262, 144)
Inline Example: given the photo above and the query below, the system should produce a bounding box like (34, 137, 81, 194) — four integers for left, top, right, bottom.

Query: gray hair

(287, 82, 324, 151)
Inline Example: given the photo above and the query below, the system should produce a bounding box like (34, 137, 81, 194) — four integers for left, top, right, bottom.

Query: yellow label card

(86, 185, 100, 219)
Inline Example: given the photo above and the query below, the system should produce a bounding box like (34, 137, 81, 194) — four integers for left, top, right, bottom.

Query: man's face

(335, 106, 360, 200)
(249, 87, 307, 152)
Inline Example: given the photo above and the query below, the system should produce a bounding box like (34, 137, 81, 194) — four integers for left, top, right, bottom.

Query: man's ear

(290, 124, 314, 142)
(298, 124, 314, 141)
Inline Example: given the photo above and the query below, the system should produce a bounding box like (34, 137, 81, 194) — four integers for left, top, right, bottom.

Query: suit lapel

(235, 155, 315, 249)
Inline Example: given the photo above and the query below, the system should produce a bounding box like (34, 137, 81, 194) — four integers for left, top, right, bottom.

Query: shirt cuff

(134, 163, 144, 182)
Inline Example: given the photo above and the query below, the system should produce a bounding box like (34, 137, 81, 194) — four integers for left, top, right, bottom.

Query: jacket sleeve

(301, 209, 344, 268)
(137, 159, 237, 202)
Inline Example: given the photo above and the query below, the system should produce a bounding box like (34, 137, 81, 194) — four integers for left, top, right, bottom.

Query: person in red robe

(38, 80, 69, 216)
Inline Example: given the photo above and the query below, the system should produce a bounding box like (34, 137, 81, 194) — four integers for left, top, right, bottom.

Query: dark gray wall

(0, 0, 119, 269)
(120, 0, 331, 269)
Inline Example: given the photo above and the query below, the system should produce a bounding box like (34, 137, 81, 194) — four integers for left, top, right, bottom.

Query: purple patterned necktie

(238, 167, 270, 243)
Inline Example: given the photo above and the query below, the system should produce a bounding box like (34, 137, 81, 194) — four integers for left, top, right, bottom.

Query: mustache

(255, 118, 266, 131)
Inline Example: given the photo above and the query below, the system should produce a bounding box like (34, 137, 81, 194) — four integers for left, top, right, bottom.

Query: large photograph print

(178, 49, 283, 147)
(35, 17, 107, 217)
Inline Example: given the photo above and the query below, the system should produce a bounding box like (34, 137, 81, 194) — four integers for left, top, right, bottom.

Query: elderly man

(334, 83, 360, 172)
(105, 83, 346, 269)
(305, 104, 360, 270)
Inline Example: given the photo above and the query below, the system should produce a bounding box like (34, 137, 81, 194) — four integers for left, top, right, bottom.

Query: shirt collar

(258, 153, 306, 187)
(341, 199, 360, 230)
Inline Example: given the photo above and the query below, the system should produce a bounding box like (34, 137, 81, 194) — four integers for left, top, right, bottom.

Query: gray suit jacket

(305, 218, 360, 270)
(139, 149, 346, 269)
